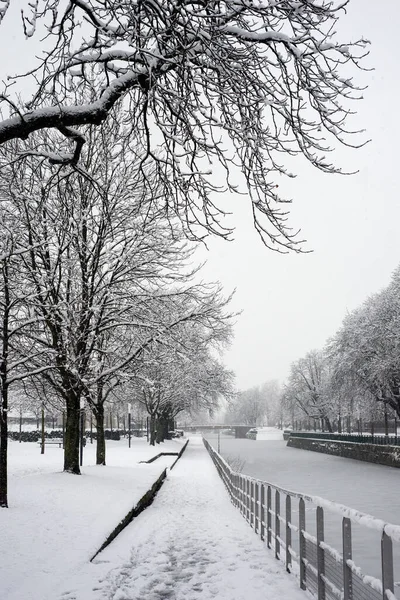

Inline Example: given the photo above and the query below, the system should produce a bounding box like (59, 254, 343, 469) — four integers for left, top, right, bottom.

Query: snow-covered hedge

(8, 429, 122, 442)
(8, 430, 63, 442)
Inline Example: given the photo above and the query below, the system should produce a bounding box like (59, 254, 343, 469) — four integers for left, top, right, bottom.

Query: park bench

(37, 439, 63, 448)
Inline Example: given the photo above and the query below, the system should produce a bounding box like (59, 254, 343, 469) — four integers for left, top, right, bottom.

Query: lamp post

(384, 402, 389, 438)
(19, 407, 22, 443)
(41, 402, 45, 454)
(80, 399, 85, 466)
(128, 403, 131, 448)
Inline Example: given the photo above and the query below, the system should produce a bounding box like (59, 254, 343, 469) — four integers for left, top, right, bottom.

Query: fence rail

(290, 431, 400, 447)
(203, 437, 400, 600)
(293, 418, 398, 437)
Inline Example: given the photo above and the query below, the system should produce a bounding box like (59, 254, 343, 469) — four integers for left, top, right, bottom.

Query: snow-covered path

(59, 437, 307, 600)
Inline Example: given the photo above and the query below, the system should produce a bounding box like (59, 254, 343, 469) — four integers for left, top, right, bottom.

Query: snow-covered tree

(328, 267, 400, 419)
(0, 212, 20, 507)
(118, 291, 235, 445)
(284, 349, 333, 431)
(0, 202, 55, 507)
(260, 380, 282, 426)
(1, 118, 223, 472)
(239, 388, 267, 426)
(0, 1, 368, 249)
(224, 381, 281, 426)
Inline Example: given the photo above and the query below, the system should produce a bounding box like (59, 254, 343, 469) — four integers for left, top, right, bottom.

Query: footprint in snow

(112, 589, 131, 600)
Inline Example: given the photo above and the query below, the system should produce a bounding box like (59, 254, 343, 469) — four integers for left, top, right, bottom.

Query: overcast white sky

(0, 0, 398, 391)
(197, 0, 400, 389)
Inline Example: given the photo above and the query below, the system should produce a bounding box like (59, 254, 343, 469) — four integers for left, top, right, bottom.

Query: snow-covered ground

(52, 436, 307, 600)
(1, 435, 310, 600)
(1, 437, 183, 600)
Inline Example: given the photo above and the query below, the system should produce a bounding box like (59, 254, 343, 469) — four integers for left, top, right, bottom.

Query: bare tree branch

(0, 0, 369, 249)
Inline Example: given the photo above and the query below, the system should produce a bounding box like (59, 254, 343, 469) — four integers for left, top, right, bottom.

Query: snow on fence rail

(203, 437, 400, 600)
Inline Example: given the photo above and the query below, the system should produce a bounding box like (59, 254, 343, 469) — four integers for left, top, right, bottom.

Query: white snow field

(55, 436, 307, 600)
(0, 437, 183, 600)
(1, 435, 308, 600)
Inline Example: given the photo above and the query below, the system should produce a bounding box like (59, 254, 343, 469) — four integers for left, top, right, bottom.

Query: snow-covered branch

(0, 0, 369, 249)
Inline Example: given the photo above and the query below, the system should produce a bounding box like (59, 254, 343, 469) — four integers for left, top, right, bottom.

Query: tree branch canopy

(0, 0, 369, 249)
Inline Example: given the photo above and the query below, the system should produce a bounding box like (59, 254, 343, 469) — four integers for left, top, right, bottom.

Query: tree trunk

(156, 415, 169, 443)
(41, 404, 45, 454)
(0, 259, 10, 506)
(63, 392, 81, 474)
(149, 415, 156, 446)
(0, 387, 8, 508)
(156, 416, 162, 444)
(325, 416, 333, 433)
(95, 404, 106, 465)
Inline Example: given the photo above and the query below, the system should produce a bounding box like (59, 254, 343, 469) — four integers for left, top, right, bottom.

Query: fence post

(342, 517, 353, 600)
(381, 530, 394, 600)
(255, 482, 259, 534)
(275, 490, 280, 560)
(316, 506, 326, 600)
(384, 405, 389, 438)
(267, 485, 272, 549)
(250, 480, 255, 528)
(260, 484, 265, 541)
(286, 495, 292, 573)
(299, 498, 306, 590)
(246, 478, 250, 522)
(242, 476, 246, 516)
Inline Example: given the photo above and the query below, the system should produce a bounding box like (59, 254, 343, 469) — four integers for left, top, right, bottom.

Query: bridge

(180, 425, 255, 439)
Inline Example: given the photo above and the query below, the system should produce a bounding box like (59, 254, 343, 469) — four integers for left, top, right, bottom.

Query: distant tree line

(281, 266, 400, 430)
(224, 380, 282, 427)
(227, 268, 400, 433)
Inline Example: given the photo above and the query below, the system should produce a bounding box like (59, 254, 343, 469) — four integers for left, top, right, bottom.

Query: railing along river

(203, 437, 400, 600)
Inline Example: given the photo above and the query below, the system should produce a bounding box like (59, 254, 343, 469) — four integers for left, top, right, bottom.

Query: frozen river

(203, 433, 400, 581)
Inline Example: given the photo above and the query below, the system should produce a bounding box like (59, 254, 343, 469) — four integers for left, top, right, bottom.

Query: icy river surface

(203, 432, 400, 581)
